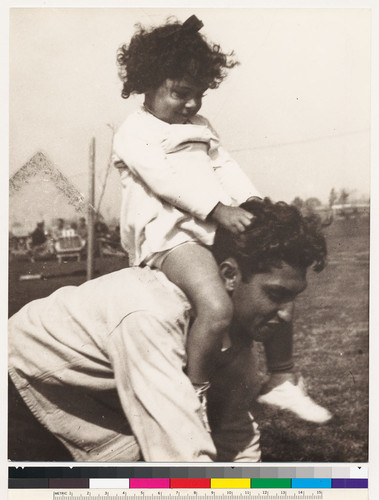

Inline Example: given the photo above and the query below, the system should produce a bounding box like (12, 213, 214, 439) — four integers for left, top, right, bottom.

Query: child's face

(145, 78, 207, 124)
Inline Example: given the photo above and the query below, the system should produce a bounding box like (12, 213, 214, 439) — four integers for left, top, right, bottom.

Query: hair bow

(158, 15, 204, 38)
(182, 14, 204, 32)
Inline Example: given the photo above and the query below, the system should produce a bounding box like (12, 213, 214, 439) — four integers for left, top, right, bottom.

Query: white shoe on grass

(257, 376, 332, 424)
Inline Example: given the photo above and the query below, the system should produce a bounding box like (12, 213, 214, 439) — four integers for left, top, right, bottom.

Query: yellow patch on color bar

(210, 478, 251, 489)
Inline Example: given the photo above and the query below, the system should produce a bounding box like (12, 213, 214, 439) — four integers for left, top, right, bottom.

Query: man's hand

(209, 203, 254, 234)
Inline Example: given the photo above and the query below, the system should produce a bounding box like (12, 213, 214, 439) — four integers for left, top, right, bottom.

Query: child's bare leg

(161, 243, 233, 385)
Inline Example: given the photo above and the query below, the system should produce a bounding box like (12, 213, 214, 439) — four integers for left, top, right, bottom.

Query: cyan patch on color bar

(292, 479, 332, 488)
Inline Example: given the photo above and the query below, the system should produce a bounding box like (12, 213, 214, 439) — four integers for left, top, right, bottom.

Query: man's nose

(277, 302, 295, 323)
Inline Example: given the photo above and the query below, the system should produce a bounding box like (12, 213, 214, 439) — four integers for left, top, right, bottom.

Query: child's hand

(209, 203, 254, 234)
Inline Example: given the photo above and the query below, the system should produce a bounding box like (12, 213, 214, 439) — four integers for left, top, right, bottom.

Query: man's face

(144, 78, 207, 124)
(227, 261, 307, 343)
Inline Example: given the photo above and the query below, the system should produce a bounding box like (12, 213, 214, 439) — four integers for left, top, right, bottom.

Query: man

(51, 218, 65, 240)
(28, 221, 51, 262)
(77, 217, 88, 240)
(8, 198, 327, 462)
(30, 221, 47, 247)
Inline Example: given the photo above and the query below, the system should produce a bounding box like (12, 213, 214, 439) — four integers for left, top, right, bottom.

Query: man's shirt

(8, 267, 260, 462)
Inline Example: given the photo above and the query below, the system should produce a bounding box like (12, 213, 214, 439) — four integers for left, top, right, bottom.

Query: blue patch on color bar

(292, 478, 331, 488)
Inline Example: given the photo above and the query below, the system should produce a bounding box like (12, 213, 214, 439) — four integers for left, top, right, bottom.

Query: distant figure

(31, 222, 46, 247)
(95, 220, 109, 237)
(77, 217, 88, 240)
(29, 222, 50, 262)
(98, 224, 126, 259)
(94, 219, 110, 257)
(52, 218, 65, 240)
(109, 224, 121, 248)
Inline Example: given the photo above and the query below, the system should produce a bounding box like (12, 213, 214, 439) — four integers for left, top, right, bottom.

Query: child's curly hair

(117, 15, 239, 99)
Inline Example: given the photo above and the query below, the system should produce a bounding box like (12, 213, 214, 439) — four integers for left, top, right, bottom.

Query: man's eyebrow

(266, 285, 288, 291)
(265, 284, 304, 297)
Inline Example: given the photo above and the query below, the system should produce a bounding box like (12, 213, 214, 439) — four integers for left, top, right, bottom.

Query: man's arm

(107, 310, 217, 462)
(208, 345, 261, 462)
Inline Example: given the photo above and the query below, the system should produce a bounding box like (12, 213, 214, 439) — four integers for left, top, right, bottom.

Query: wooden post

(96, 123, 115, 215)
(87, 137, 96, 281)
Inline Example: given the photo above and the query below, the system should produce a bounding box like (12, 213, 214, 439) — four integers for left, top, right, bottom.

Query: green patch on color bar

(211, 478, 251, 489)
(251, 478, 292, 488)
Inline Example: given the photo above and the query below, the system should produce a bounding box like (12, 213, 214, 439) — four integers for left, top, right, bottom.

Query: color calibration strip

(9, 477, 368, 489)
(9, 466, 368, 489)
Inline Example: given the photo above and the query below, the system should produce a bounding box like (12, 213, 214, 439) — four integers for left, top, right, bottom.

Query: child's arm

(114, 118, 233, 222)
(205, 118, 262, 204)
(213, 144, 262, 203)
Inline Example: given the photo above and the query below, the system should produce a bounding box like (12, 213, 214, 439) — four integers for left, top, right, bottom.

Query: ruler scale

(7, 489, 368, 500)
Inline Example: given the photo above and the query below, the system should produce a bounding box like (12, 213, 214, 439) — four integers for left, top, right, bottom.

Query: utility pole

(87, 137, 96, 281)
(96, 123, 115, 215)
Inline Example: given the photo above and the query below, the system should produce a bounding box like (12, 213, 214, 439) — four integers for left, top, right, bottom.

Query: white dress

(113, 106, 260, 266)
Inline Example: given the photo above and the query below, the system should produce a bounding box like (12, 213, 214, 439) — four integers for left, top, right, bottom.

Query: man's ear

(219, 258, 242, 292)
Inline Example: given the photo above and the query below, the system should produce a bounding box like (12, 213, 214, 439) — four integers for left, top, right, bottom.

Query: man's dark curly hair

(213, 198, 327, 281)
(117, 16, 239, 99)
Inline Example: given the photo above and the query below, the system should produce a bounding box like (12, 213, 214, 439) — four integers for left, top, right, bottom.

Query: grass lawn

(8, 217, 369, 462)
(253, 216, 369, 462)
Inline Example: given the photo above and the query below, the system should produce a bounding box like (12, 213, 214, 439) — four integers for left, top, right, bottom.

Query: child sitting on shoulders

(113, 15, 332, 429)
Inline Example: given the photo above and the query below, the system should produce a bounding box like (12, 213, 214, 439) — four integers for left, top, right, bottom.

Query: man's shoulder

(92, 267, 191, 320)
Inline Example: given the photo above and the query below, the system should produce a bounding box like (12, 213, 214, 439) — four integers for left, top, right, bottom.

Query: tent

(9, 151, 88, 236)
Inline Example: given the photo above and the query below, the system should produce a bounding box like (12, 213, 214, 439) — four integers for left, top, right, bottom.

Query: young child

(113, 15, 332, 427)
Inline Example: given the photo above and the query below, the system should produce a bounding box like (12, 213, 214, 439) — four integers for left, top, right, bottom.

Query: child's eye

(171, 91, 189, 100)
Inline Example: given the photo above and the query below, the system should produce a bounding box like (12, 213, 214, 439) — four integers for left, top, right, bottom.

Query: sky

(8, 6, 371, 220)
